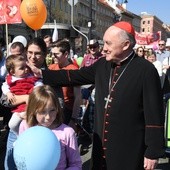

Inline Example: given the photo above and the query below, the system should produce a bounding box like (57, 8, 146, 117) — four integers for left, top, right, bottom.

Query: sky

(126, 0, 170, 24)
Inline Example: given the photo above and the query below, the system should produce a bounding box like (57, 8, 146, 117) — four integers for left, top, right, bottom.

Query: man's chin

(105, 56, 113, 61)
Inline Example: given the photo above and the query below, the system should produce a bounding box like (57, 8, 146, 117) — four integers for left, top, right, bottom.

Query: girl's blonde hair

(26, 85, 63, 127)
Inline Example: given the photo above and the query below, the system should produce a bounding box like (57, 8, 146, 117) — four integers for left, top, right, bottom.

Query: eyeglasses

(158, 44, 165, 46)
(138, 50, 144, 52)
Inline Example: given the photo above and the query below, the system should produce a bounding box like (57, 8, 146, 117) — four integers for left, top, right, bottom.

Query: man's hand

(144, 157, 158, 170)
(26, 62, 42, 78)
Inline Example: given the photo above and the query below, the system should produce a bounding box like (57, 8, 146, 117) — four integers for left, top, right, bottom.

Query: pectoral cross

(104, 94, 112, 109)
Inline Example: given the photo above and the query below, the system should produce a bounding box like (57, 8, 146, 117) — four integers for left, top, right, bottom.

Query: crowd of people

(135, 39, 170, 94)
(0, 21, 170, 170)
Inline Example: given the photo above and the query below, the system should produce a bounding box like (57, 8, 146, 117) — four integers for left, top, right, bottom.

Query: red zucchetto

(113, 21, 135, 37)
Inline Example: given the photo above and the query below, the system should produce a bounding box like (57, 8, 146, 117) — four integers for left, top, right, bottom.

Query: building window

(65, 3, 68, 13)
(142, 28, 145, 32)
(148, 27, 150, 32)
(59, 0, 62, 10)
(143, 21, 145, 24)
(148, 20, 150, 24)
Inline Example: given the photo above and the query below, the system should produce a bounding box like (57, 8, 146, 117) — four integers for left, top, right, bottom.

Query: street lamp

(88, 21, 92, 28)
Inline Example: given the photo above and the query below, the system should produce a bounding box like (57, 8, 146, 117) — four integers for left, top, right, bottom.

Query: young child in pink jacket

(19, 85, 82, 170)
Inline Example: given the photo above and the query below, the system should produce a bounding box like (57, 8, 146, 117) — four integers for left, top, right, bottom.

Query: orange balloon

(20, 0, 47, 30)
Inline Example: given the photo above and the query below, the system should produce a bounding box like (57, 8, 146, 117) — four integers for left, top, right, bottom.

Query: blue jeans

(4, 130, 17, 170)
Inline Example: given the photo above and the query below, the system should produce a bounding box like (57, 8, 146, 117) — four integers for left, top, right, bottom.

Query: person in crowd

(135, 46, 145, 58)
(1, 54, 43, 135)
(0, 48, 7, 85)
(156, 40, 170, 91)
(4, 37, 64, 170)
(26, 38, 48, 69)
(147, 50, 162, 75)
(43, 35, 52, 49)
(80, 39, 103, 137)
(49, 39, 81, 126)
(0, 37, 7, 57)
(0, 39, 26, 134)
(81, 39, 102, 67)
(9, 42, 25, 55)
(146, 50, 163, 85)
(28, 21, 165, 170)
(11, 35, 27, 48)
(19, 85, 82, 169)
(0, 45, 8, 132)
(146, 50, 170, 97)
(43, 35, 53, 66)
(156, 40, 170, 64)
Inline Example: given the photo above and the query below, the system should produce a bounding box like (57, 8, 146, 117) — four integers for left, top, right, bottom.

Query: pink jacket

(19, 121, 82, 170)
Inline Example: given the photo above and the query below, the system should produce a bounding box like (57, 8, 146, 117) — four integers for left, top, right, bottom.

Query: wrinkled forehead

(103, 26, 121, 41)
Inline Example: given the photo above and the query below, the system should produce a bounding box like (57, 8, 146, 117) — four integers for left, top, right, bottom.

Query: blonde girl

(19, 85, 82, 170)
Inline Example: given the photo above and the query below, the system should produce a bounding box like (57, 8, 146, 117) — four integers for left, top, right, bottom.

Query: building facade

(1, 0, 169, 52)
(140, 12, 167, 40)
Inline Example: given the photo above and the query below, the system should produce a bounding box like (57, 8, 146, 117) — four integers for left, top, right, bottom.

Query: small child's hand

(6, 92, 16, 103)
(19, 112, 26, 119)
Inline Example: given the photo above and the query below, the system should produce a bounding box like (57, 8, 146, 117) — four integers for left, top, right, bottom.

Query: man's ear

(64, 51, 69, 57)
(123, 40, 131, 51)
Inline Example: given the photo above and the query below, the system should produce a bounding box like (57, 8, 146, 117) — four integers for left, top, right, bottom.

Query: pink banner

(135, 31, 161, 45)
(0, 0, 21, 24)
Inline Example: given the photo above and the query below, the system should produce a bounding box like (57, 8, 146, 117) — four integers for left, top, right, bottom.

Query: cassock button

(106, 114, 109, 117)
(102, 155, 106, 158)
(105, 121, 109, 124)
(105, 130, 108, 133)
(103, 147, 107, 150)
(108, 105, 111, 108)
(104, 138, 107, 142)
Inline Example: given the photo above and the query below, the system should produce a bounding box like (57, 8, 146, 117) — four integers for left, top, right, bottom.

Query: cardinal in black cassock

(37, 22, 165, 170)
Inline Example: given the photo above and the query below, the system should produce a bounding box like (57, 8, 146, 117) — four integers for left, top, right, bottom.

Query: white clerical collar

(117, 51, 133, 64)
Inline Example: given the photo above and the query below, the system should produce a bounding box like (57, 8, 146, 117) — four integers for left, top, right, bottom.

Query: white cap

(12, 35, 27, 47)
(88, 39, 99, 46)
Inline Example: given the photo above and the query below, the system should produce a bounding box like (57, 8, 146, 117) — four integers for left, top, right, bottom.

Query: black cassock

(42, 52, 165, 170)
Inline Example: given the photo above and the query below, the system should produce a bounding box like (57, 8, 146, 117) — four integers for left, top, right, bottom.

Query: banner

(135, 31, 161, 46)
(0, 0, 21, 24)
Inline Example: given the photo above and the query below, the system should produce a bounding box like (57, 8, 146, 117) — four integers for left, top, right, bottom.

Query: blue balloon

(13, 126, 61, 170)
